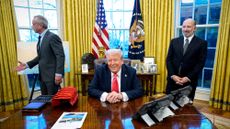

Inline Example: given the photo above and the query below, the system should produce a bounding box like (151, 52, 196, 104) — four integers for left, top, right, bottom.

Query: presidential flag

(92, 0, 109, 58)
(128, 0, 145, 61)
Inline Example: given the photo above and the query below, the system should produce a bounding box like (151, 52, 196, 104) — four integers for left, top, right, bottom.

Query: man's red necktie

(112, 73, 119, 92)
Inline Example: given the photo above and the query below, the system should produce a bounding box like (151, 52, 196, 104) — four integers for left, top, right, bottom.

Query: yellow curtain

(0, 0, 28, 111)
(210, 0, 230, 111)
(142, 0, 175, 93)
(61, 0, 96, 91)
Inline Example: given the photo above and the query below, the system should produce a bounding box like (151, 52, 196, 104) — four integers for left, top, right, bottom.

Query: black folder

(22, 102, 46, 112)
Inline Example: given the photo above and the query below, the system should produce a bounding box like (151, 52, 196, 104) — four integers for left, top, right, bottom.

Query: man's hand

(180, 77, 190, 84)
(15, 61, 26, 71)
(55, 76, 62, 85)
(171, 75, 183, 85)
(106, 91, 123, 103)
(171, 75, 190, 86)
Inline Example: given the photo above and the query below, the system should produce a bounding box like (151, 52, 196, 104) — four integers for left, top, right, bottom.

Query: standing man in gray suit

(16, 15, 65, 95)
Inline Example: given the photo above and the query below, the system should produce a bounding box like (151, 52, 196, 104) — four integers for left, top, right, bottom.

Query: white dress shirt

(100, 69, 129, 102)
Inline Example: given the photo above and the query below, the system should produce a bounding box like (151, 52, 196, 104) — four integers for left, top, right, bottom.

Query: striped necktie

(37, 36, 41, 52)
(183, 38, 189, 55)
(112, 73, 119, 93)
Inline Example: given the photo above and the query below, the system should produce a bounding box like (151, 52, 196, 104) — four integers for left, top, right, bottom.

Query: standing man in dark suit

(166, 18, 207, 101)
(88, 49, 143, 103)
(16, 15, 65, 95)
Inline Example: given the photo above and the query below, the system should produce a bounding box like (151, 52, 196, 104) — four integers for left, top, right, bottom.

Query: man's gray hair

(34, 15, 48, 29)
(105, 49, 123, 59)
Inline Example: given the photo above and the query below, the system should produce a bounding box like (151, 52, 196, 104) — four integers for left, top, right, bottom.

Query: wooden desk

(0, 96, 216, 129)
(78, 71, 159, 96)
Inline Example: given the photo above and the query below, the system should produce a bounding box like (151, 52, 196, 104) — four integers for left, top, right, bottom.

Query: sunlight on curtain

(142, 0, 175, 93)
(210, 0, 230, 111)
(61, 0, 96, 91)
(0, 0, 29, 111)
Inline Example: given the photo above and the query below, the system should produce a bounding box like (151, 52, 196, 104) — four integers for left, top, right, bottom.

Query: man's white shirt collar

(111, 69, 121, 77)
(39, 29, 48, 38)
(184, 34, 194, 44)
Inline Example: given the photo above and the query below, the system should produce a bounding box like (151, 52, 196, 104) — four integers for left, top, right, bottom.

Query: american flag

(92, 0, 109, 58)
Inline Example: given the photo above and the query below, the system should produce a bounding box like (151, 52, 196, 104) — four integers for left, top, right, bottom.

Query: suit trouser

(39, 80, 60, 95)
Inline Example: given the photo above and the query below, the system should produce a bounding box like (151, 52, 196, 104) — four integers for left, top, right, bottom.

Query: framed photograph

(149, 64, 157, 73)
(142, 64, 157, 73)
(144, 57, 155, 65)
(81, 64, 88, 73)
(131, 60, 141, 72)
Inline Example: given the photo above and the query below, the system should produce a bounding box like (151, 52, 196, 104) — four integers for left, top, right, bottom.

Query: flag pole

(135, 0, 138, 26)
(96, 0, 101, 36)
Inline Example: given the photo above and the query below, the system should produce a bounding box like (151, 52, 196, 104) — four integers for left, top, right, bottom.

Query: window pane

(194, 5, 207, 24)
(180, 7, 193, 25)
(104, 0, 134, 58)
(181, 0, 193, 6)
(30, 9, 43, 25)
(50, 29, 58, 35)
(106, 12, 113, 29)
(111, 12, 124, 29)
(27, 74, 40, 90)
(44, 10, 57, 28)
(207, 27, 218, 48)
(180, 0, 193, 25)
(108, 30, 129, 58)
(19, 29, 31, 42)
(44, 0, 56, 9)
(14, 0, 28, 6)
(112, 0, 124, 11)
(203, 69, 213, 88)
(31, 30, 39, 41)
(205, 49, 215, 68)
(124, 0, 134, 11)
(197, 72, 203, 87)
(29, 0, 42, 8)
(124, 12, 133, 29)
(15, 8, 30, 28)
(208, 4, 221, 24)
(122, 30, 130, 58)
(210, 0, 222, 3)
(178, 28, 183, 36)
(109, 30, 123, 49)
(104, 0, 113, 11)
(195, 27, 205, 40)
(195, 0, 207, 5)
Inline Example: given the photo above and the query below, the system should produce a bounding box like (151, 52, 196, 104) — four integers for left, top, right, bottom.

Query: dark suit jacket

(88, 64, 143, 100)
(27, 30, 65, 82)
(166, 36, 207, 97)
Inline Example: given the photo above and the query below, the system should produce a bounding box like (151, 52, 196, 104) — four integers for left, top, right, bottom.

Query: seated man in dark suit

(88, 49, 143, 103)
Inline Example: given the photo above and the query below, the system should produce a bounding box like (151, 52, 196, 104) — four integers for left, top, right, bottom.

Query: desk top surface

(0, 96, 216, 129)
(77, 71, 160, 75)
